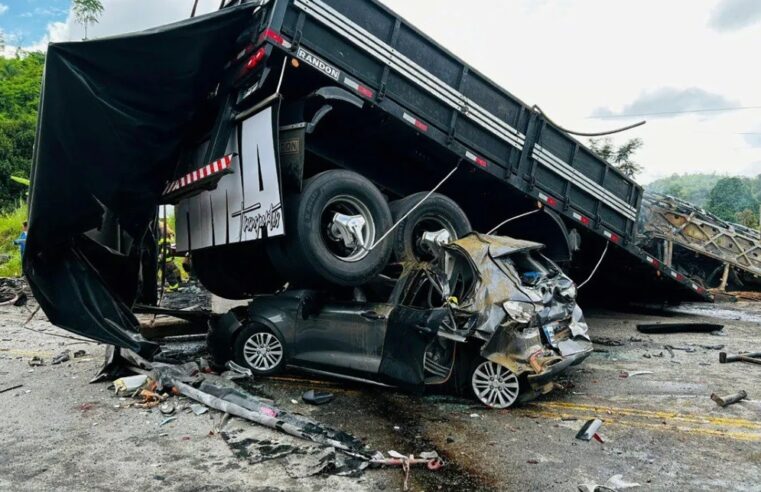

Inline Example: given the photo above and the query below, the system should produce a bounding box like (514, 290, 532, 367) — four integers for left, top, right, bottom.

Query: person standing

(14, 222, 27, 258)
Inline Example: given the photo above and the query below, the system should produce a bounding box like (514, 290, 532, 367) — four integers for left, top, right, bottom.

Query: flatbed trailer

(640, 193, 761, 290)
(25, 2, 713, 356)
(175, 0, 709, 303)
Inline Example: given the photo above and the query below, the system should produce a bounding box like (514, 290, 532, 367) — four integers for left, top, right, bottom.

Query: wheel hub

(472, 360, 520, 409)
(321, 195, 376, 263)
(329, 213, 368, 249)
(243, 332, 284, 372)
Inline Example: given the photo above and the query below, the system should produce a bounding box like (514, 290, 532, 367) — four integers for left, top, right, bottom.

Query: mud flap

(176, 102, 286, 253)
(377, 307, 445, 392)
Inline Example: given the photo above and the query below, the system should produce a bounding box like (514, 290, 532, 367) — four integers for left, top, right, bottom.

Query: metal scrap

(637, 323, 723, 334)
(371, 451, 444, 491)
(302, 390, 335, 405)
(51, 350, 71, 365)
(28, 356, 44, 367)
(576, 419, 603, 441)
(719, 351, 761, 366)
(711, 390, 748, 408)
(0, 384, 23, 394)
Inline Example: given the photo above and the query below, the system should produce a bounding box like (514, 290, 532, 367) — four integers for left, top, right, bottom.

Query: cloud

(709, 0, 761, 31)
(743, 129, 761, 148)
(0, 3, 8, 16)
(592, 87, 739, 119)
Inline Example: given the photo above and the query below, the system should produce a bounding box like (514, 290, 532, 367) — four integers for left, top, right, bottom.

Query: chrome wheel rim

(412, 215, 456, 261)
(472, 361, 520, 409)
(322, 195, 376, 263)
(243, 332, 283, 372)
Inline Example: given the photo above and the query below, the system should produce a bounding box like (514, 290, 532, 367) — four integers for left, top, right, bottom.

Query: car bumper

(526, 347, 593, 386)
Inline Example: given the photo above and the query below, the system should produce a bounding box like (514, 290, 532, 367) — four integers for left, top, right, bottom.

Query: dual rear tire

(268, 170, 472, 287)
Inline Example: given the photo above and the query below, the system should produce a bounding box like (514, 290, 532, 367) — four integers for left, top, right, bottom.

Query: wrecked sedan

(209, 233, 592, 408)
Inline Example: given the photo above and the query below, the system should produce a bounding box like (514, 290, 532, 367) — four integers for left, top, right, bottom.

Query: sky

(1, 0, 760, 184)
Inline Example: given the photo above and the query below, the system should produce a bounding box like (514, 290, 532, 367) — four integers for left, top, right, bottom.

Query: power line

(590, 105, 761, 119)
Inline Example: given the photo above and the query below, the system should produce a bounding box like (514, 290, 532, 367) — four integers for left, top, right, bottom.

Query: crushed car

(208, 233, 592, 408)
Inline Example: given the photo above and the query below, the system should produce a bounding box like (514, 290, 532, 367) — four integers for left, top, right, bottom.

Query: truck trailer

(26, 0, 709, 358)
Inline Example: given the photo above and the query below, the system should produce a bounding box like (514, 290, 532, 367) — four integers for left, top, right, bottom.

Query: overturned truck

(26, 1, 708, 405)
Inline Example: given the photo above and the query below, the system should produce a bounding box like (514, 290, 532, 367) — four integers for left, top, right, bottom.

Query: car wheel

(234, 325, 286, 376)
(471, 360, 520, 409)
(268, 170, 393, 287)
(389, 192, 471, 263)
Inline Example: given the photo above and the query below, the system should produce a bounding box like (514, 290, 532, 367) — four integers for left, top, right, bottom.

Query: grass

(0, 201, 27, 277)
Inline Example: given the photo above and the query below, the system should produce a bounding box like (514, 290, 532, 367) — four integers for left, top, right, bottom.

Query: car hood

(431, 233, 591, 378)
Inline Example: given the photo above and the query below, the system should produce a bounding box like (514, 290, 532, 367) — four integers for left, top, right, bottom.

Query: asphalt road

(1, 299, 760, 491)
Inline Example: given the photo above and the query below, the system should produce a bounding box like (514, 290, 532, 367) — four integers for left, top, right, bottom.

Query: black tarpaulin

(25, 5, 257, 356)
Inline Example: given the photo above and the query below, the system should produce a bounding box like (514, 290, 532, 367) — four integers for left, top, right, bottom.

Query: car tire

(470, 359, 520, 409)
(388, 192, 471, 263)
(268, 170, 393, 287)
(234, 324, 286, 376)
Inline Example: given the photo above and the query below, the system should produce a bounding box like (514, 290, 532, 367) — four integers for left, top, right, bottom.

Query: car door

(290, 301, 393, 377)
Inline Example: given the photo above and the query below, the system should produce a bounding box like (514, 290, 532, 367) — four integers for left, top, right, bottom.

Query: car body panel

(211, 233, 593, 403)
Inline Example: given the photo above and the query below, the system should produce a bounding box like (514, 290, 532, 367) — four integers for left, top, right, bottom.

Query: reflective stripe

(532, 145, 638, 221)
(294, 0, 526, 151)
(163, 154, 235, 197)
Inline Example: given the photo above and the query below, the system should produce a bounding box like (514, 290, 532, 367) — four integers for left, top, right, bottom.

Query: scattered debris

(174, 380, 367, 453)
(637, 323, 723, 334)
(579, 473, 641, 491)
(73, 350, 87, 358)
(113, 375, 149, 395)
(371, 450, 444, 491)
(190, 403, 209, 416)
(619, 370, 654, 378)
(159, 416, 177, 427)
(159, 401, 176, 415)
(222, 360, 253, 380)
(0, 384, 23, 394)
(719, 351, 761, 366)
(591, 337, 624, 347)
(51, 350, 71, 365)
(302, 390, 335, 406)
(696, 344, 725, 351)
(711, 390, 748, 408)
(28, 356, 44, 367)
(576, 419, 603, 441)
(664, 345, 696, 354)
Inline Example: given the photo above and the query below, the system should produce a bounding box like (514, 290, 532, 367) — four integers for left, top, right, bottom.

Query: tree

(707, 177, 758, 223)
(0, 53, 45, 209)
(73, 0, 105, 40)
(589, 137, 644, 178)
(735, 209, 759, 229)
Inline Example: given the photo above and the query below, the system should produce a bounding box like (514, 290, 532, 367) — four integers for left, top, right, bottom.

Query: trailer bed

(251, 0, 710, 302)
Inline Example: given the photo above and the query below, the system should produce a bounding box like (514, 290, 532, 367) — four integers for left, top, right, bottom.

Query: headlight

(558, 284, 577, 301)
(502, 301, 535, 324)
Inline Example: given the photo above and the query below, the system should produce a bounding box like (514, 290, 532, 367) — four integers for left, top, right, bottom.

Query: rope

(487, 209, 542, 235)
(578, 241, 610, 290)
(532, 105, 646, 137)
(365, 165, 460, 252)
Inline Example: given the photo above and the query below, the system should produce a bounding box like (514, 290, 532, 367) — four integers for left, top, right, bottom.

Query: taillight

(259, 28, 285, 46)
(236, 47, 266, 81)
(244, 48, 266, 71)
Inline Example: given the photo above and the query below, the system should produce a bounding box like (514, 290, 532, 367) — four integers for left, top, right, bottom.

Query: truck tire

(389, 192, 471, 262)
(268, 170, 393, 287)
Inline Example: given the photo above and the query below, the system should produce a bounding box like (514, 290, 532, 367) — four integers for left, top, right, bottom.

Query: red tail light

(259, 28, 285, 46)
(244, 48, 267, 72)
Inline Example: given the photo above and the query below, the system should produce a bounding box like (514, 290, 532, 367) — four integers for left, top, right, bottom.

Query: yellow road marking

(533, 401, 761, 431)
(0, 349, 53, 358)
(523, 409, 761, 442)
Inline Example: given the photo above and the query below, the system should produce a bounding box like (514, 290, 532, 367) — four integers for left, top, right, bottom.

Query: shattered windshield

(497, 250, 559, 287)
